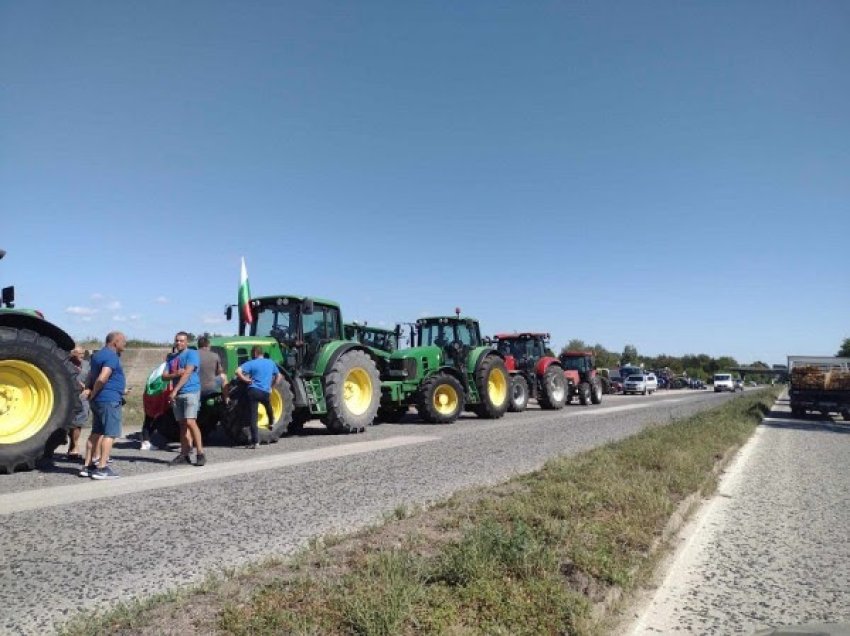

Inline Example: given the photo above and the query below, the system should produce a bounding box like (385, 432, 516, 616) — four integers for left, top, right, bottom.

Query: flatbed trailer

(787, 355, 850, 420)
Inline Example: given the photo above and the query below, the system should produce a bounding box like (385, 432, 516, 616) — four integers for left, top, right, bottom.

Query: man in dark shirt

(197, 336, 229, 402)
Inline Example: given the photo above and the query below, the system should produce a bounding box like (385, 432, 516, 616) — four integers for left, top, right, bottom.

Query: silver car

(624, 374, 657, 395)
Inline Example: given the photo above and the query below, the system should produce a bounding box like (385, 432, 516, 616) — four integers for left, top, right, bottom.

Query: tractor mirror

(1, 286, 14, 306)
(225, 306, 233, 321)
(0, 249, 6, 260)
(303, 299, 314, 315)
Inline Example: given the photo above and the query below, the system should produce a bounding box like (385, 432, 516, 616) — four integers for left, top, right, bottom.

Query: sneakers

(91, 456, 114, 465)
(139, 441, 152, 451)
(195, 453, 207, 467)
(246, 443, 259, 450)
(90, 466, 119, 480)
(169, 453, 192, 466)
(78, 464, 96, 478)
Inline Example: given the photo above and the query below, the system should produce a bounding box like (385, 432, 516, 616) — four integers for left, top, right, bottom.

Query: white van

(713, 373, 735, 392)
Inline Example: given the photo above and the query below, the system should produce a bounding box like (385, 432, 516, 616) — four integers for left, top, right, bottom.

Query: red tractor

(559, 351, 604, 405)
(494, 333, 568, 412)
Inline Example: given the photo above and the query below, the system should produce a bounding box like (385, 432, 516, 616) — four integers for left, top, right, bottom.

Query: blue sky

(1, 1, 847, 365)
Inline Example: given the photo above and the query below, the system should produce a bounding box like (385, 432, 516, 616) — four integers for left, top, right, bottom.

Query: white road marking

(0, 435, 440, 516)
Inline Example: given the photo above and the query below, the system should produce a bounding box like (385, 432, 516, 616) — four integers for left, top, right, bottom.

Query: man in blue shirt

(163, 331, 206, 466)
(235, 345, 282, 449)
(81, 331, 127, 480)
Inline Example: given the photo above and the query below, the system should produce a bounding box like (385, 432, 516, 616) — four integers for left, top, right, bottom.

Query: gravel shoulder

(626, 393, 850, 635)
(1, 389, 734, 635)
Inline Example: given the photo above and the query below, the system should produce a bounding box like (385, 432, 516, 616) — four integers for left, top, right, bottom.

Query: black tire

(579, 382, 592, 405)
(791, 406, 805, 418)
(287, 408, 312, 434)
(416, 373, 465, 424)
(538, 365, 567, 410)
(0, 327, 78, 474)
(590, 378, 603, 405)
(221, 381, 294, 444)
(508, 375, 529, 413)
(842, 409, 850, 422)
(376, 405, 408, 423)
(324, 350, 381, 433)
(470, 354, 510, 419)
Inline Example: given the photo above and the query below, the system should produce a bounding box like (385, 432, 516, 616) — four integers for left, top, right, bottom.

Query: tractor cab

(416, 316, 481, 368)
(345, 322, 400, 355)
(559, 351, 597, 384)
(494, 333, 549, 372)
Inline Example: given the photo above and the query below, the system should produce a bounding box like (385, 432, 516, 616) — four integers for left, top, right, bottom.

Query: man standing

(235, 346, 281, 449)
(164, 332, 206, 466)
(66, 346, 91, 460)
(197, 335, 229, 403)
(81, 332, 127, 480)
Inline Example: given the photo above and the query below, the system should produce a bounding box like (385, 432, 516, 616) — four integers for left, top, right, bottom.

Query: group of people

(66, 332, 283, 480)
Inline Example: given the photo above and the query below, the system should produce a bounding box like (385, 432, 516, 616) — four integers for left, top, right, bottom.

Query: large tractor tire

(221, 381, 294, 445)
(579, 382, 592, 405)
(376, 405, 409, 423)
(154, 396, 223, 444)
(416, 373, 464, 424)
(287, 408, 312, 435)
(0, 328, 77, 474)
(590, 379, 603, 405)
(508, 375, 529, 413)
(538, 365, 567, 410)
(324, 350, 381, 433)
(469, 354, 510, 419)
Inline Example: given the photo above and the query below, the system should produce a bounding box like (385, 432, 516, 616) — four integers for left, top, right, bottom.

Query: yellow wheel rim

(343, 368, 372, 416)
(257, 387, 283, 430)
(0, 360, 55, 445)
(433, 383, 459, 416)
(488, 367, 508, 406)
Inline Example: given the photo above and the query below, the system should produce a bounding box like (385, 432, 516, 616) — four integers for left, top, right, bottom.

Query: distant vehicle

(734, 378, 744, 392)
(713, 373, 735, 392)
(608, 375, 624, 394)
(787, 355, 850, 420)
(624, 373, 656, 395)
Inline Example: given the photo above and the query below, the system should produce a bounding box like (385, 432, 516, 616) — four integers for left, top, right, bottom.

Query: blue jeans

(91, 401, 122, 438)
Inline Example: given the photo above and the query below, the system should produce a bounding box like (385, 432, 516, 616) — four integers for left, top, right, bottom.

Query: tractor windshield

(561, 355, 590, 372)
(418, 320, 481, 348)
(357, 328, 397, 353)
(251, 304, 297, 339)
(498, 338, 544, 359)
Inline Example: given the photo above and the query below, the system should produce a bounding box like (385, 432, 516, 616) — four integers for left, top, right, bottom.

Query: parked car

(624, 373, 657, 395)
(713, 373, 735, 392)
(608, 375, 624, 394)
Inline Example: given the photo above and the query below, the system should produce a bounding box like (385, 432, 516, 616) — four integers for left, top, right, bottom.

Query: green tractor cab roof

(252, 295, 339, 309)
(345, 322, 396, 335)
(416, 316, 478, 324)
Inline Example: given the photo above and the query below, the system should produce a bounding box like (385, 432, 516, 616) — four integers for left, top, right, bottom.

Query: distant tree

(592, 343, 619, 369)
(838, 338, 850, 357)
(564, 339, 588, 352)
(621, 345, 638, 365)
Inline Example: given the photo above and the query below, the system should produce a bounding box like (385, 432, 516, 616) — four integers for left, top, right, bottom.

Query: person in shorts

(235, 345, 282, 449)
(163, 331, 205, 466)
(66, 346, 91, 461)
(81, 332, 127, 480)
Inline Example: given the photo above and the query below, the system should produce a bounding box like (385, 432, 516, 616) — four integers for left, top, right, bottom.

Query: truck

(787, 356, 850, 420)
(0, 249, 79, 473)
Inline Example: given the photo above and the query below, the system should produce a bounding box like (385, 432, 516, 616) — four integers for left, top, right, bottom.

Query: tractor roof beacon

(378, 313, 510, 425)
(0, 249, 79, 474)
(211, 294, 382, 443)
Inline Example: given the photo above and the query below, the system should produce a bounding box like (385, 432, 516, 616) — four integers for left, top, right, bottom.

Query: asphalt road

(628, 394, 850, 635)
(0, 389, 739, 635)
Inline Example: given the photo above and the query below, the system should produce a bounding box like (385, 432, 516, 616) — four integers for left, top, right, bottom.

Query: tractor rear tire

(538, 365, 567, 410)
(221, 382, 294, 445)
(324, 350, 381, 433)
(508, 375, 529, 413)
(579, 382, 592, 405)
(470, 355, 510, 419)
(0, 328, 78, 474)
(416, 373, 464, 424)
(376, 405, 408, 423)
(590, 379, 603, 405)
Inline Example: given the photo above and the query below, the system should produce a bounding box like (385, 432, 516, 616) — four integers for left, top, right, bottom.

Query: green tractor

(0, 249, 79, 473)
(212, 295, 382, 444)
(344, 322, 401, 356)
(378, 313, 510, 424)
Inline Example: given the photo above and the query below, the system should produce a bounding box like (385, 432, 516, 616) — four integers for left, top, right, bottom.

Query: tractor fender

(322, 342, 378, 377)
(279, 367, 309, 407)
(534, 356, 561, 377)
(0, 312, 75, 351)
(436, 366, 466, 387)
(471, 347, 505, 376)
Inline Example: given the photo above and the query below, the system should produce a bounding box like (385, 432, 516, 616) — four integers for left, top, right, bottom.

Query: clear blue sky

(2, 1, 847, 365)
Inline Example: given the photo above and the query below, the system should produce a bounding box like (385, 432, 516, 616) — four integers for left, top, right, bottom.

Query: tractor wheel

(790, 406, 805, 418)
(376, 405, 408, 423)
(324, 350, 381, 433)
(154, 409, 180, 443)
(538, 365, 567, 410)
(842, 409, 850, 422)
(579, 382, 592, 405)
(416, 373, 464, 424)
(221, 382, 294, 445)
(470, 354, 510, 419)
(590, 379, 603, 405)
(0, 328, 78, 474)
(508, 375, 529, 413)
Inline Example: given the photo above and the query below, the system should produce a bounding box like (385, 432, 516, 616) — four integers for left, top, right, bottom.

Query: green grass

(58, 389, 779, 636)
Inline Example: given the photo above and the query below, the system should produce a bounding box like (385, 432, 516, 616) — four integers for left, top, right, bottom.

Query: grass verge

(59, 389, 779, 636)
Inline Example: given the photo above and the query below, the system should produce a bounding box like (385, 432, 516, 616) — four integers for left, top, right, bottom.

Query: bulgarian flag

(239, 257, 253, 324)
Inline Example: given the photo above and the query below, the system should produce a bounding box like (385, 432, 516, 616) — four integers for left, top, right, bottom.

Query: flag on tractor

(239, 257, 253, 324)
